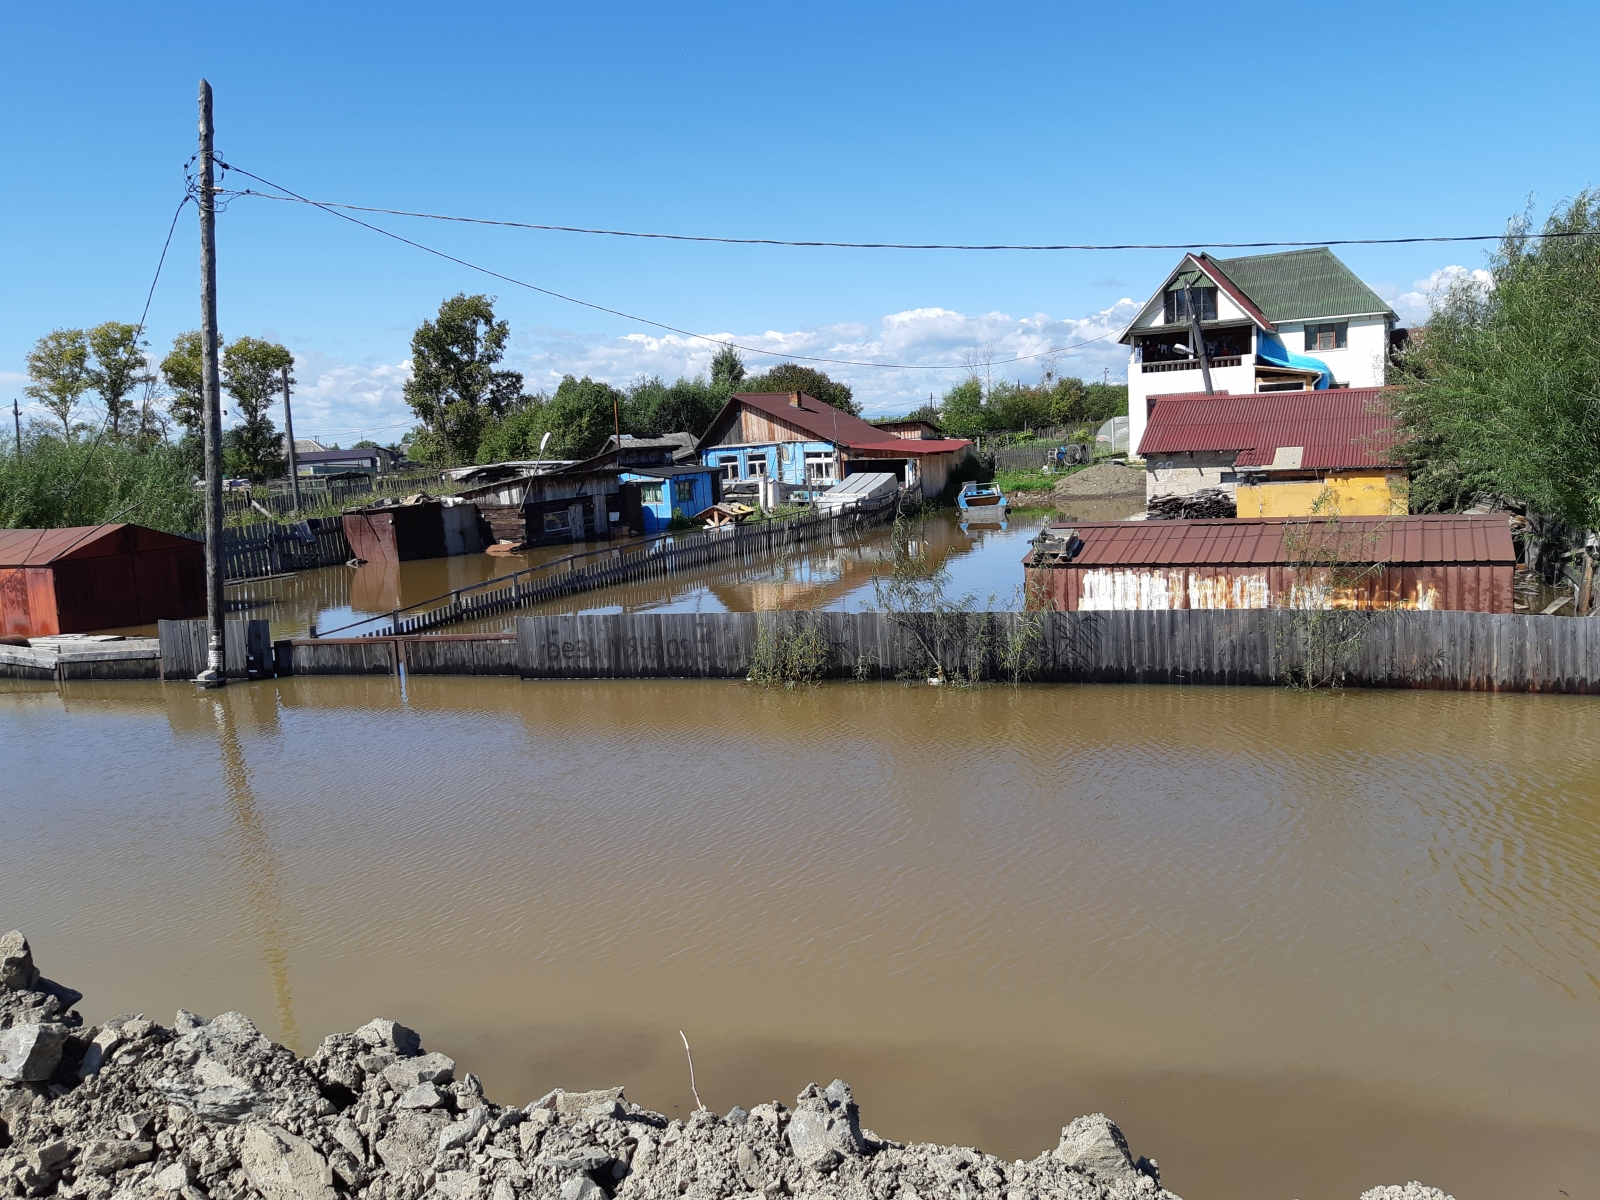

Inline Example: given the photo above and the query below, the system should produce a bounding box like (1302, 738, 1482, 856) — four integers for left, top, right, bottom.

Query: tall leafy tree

(740, 362, 860, 415)
(710, 344, 746, 388)
(25, 329, 92, 437)
(625, 375, 726, 439)
(404, 293, 524, 464)
(86, 321, 153, 439)
(221, 336, 294, 481)
(1397, 191, 1600, 530)
(160, 331, 206, 439)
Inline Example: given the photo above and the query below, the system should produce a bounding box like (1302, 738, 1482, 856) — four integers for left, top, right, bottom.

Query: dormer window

(1305, 322, 1348, 351)
(1163, 285, 1217, 324)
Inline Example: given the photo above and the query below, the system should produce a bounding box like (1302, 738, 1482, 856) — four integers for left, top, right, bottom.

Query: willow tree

(1396, 192, 1600, 531)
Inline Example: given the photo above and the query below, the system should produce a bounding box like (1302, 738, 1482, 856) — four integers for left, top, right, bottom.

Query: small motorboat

(957, 480, 1008, 522)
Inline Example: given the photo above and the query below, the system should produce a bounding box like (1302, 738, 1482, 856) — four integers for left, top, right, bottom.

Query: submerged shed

(0, 524, 205, 637)
(343, 499, 486, 563)
(1024, 515, 1514, 612)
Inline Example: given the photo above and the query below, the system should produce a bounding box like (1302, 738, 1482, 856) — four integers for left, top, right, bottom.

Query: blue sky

(3, 1, 1597, 440)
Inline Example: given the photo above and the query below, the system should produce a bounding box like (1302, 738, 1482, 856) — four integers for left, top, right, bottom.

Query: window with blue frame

(672, 478, 697, 510)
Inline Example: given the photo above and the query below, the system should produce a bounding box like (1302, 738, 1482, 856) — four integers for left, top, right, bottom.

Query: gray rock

(375, 1111, 449, 1172)
(0, 1022, 68, 1081)
(241, 1124, 338, 1200)
(489, 1177, 515, 1200)
(353, 1018, 420, 1058)
(174, 1010, 210, 1033)
(25, 1141, 74, 1175)
(381, 1051, 455, 1093)
(152, 1163, 194, 1193)
(787, 1079, 869, 1170)
(557, 1179, 605, 1200)
(551, 1086, 624, 1116)
(78, 1140, 156, 1175)
(1055, 1113, 1137, 1181)
(1360, 1185, 1457, 1200)
(437, 1106, 489, 1153)
(118, 1112, 155, 1139)
(396, 1082, 447, 1110)
(537, 1150, 610, 1173)
(0, 931, 39, 992)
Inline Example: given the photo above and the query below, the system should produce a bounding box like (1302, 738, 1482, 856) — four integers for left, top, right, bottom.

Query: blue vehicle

(956, 480, 1008, 522)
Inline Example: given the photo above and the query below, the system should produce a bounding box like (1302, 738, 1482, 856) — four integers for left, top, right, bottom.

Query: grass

(992, 461, 1092, 496)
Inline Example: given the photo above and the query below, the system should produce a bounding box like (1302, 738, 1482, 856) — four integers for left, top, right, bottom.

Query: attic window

(1163, 286, 1217, 324)
(1305, 322, 1348, 351)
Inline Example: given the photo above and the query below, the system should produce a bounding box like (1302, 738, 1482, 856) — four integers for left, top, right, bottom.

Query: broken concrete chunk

(152, 1162, 194, 1193)
(552, 1086, 623, 1115)
(557, 1176, 606, 1200)
(396, 1082, 447, 1110)
(381, 1051, 455, 1092)
(0, 1022, 68, 1082)
(375, 1111, 449, 1173)
(241, 1123, 338, 1200)
(78, 1140, 156, 1175)
(0, 931, 39, 992)
(787, 1079, 869, 1170)
(1055, 1113, 1138, 1181)
(354, 1018, 420, 1058)
(1359, 1186, 1458, 1200)
(174, 1010, 210, 1033)
(437, 1106, 489, 1153)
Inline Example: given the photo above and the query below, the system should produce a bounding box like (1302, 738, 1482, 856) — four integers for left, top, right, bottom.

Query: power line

(217, 185, 1589, 251)
(215, 163, 1117, 371)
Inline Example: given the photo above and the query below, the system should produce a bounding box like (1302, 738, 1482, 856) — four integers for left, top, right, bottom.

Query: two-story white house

(1121, 247, 1398, 457)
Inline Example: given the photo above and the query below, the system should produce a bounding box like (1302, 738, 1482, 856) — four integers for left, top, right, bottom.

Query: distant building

(294, 447, 398, 477)
(1138, 388, 1406, 516)
(698, 392, 974, 499)
(869, 418, 945, 440)
(1121, 248, 1398, 457)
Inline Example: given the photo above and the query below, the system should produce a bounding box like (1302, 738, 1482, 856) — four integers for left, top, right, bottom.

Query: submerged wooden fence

(326, 502, 897, 639)
(157, 619, 273, 679)
(217, 519, 351, 581)
(266, 610, 1600, 694)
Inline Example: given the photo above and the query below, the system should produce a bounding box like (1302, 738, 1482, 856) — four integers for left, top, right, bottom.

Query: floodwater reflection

(4, 676, 1596, 1200)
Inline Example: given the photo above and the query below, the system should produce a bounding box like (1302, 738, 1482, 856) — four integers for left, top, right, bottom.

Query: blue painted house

(697, 392, 974, 499)
(616, 464, 720, 534)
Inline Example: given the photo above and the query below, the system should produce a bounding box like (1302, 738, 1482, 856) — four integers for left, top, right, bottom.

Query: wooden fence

(157, 619, 274, 679)
(328, 502, 897, 639)
(216, 519, 351, 581)
(266, 610, 1600, 693)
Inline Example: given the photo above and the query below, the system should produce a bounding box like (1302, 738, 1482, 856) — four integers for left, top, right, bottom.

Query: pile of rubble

(1145, 489, 1237, 520)
(0, 932, 1454, 1200)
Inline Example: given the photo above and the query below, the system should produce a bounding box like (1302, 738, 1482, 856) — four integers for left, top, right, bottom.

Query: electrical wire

(214, 163, 1118, 371)
(216, 185, 1590, 251)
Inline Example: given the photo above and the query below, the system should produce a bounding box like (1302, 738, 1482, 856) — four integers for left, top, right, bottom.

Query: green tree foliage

(1082, 382, 1129, 423)
(740, 362, 860, 415)
(160, 331, 206, 439)
(1396, 192, 1600, 530)
(538, 375, 625, 459)
(939, 379, 986, 438)
(710, 345, 746, 388)
(625, 375, 727, 439)
(474, 399, 549, 464)
(221, 336, 294, 481)
(25, 329, 92, 437)
(0, 431, 201, 534)
(932, 374, 1127, 438)
(86, 322, 153, 439)
(404, 293, 524, 464)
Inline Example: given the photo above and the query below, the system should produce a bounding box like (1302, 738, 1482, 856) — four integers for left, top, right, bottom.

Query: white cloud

(195, 300, 1141, 443)
(1387, 265, 1494, 326)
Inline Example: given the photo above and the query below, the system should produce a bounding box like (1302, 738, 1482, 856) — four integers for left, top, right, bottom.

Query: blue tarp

(1255, 333, 1332, 389)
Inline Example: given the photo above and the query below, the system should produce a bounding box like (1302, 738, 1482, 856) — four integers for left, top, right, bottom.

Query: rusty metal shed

(0, 524, 205, 637)
(1024, 514, 1514, 612)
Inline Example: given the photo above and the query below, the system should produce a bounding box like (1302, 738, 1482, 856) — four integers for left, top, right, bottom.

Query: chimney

(789, 392, 802, 408)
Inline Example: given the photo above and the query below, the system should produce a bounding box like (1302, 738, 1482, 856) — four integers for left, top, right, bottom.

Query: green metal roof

(1209, 248, 1394, 322)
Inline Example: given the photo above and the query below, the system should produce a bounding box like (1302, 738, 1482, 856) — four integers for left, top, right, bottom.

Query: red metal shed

(1024, 515, 1515, 613)
(0, 524, 205, 637)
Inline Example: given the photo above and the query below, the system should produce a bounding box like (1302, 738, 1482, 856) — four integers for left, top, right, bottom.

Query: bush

(0, 434, 202, 534)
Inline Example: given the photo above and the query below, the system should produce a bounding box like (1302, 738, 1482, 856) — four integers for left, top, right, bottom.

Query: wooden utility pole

(196, 79, 227, 687)
(12, 398, 20, 452)
(1182, 283, 1215, 395)
(281, 365, 303, 513)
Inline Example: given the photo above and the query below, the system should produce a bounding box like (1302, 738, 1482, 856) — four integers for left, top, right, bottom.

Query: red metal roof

(714, 392, 972, 455)
(0, 524, 201, 567)
(1040, 515, 1514, 567)
(1137, 388, 1402, 469)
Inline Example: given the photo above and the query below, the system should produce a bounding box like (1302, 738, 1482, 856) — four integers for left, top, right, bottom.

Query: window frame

(639, 482, 664, 506)
(1304, 321, 1348, 352)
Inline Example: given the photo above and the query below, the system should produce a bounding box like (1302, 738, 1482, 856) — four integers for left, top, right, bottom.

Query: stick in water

(679, 1030, 706, 1112)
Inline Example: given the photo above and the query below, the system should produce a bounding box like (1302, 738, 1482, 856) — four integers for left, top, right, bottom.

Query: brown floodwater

(2, 676, 1597, 1200)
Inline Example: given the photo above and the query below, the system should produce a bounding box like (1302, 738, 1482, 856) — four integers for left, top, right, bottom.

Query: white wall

(1270, 316, 1389, 387)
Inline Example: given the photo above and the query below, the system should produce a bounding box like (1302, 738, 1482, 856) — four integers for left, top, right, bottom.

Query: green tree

(25, 329, 92, 437)
(626, 375, 726, 438)
(404, 293, 524, 464)
(710, 344, 746, 388)
(938, 378, 986, 438)
(1081, 381, 1128, 423)
(474, 397, 548, 464)
(540, 376, 625, 459)
(221, 336, 293, 481)
(161, 331, 206, 439)
(86, 322, 153, 439)
(741, 362, 860, 415)
(1396, 192, 1600, 529)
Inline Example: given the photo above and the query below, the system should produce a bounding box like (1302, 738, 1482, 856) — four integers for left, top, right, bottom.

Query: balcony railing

(1140, 355, 1243, 373)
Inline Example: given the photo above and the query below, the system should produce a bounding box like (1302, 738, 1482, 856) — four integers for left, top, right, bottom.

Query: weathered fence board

(157, 619, 272, 680)
(404, 635, 519, 676)
(278, 637, 398, 676)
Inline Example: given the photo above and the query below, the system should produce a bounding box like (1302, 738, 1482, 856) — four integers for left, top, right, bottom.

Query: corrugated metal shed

(0, 524, 205, 636)
(1024, 515, 1514, 613)
(1138, 388, 1401, 469)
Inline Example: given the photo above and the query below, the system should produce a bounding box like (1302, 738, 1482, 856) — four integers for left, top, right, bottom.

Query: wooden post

(1182, 283, 1215, 396)
(281, 366, 302, 513)
(196, 79, 227, 687)
(11, 398, 19, 453)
